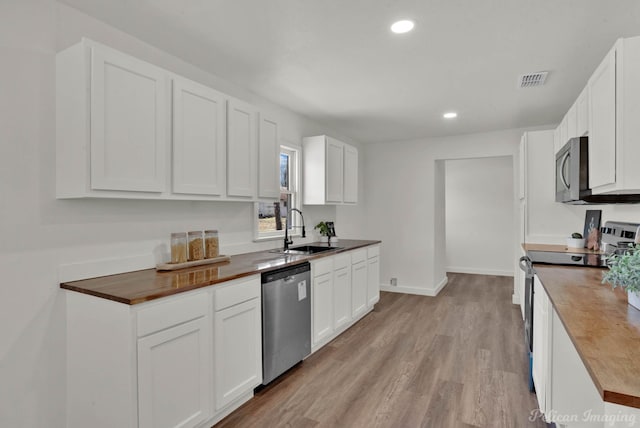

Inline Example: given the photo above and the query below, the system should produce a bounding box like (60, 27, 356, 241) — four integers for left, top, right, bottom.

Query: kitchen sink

(270, 245, 342, 255)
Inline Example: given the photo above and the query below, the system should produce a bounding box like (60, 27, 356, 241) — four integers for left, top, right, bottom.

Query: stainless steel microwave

(555, 136, 640, 204)
(555, 137, 588, 203)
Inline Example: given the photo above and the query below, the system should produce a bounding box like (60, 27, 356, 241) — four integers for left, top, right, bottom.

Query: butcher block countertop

(532, 262, 640, 409)
(61, 239, 380, 305)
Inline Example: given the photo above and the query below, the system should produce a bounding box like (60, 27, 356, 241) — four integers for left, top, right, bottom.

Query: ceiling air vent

(518, 71, 548, 88)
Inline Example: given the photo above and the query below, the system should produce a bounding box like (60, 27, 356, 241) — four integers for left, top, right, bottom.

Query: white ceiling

(59, 0, 640, 143)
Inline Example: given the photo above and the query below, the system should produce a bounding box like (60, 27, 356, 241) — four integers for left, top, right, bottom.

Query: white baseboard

(512, 294, 520, 305)
(446, 266, 514, 277)
(380, 276, 449, 297)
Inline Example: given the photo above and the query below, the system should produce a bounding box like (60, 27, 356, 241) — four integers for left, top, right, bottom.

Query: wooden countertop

(532, 263, 640, 409)
(61, 240, 381, 305)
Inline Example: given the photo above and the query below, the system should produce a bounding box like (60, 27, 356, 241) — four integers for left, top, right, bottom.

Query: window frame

(253, 143, 302, 242)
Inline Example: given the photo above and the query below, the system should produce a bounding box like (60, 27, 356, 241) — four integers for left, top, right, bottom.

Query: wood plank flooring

(215, 273, 546, 428)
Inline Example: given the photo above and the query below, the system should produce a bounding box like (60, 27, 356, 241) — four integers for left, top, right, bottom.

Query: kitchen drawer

(137, 290, 209, 337)
(351, 249, 367, 264)
(214, 275, 260, 311)
(367, 245, 380, 259)
(312, 257, 334, 277)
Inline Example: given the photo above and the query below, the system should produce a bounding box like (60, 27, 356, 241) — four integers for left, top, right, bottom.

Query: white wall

(0, 1, 367, 426)
(445, 156, 514, 276)
(366, 128, 524, 296)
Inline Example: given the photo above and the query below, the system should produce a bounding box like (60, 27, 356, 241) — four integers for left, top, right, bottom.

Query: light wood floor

(215, 273, 546, 428)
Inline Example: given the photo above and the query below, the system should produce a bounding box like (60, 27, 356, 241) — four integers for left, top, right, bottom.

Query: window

(255, 145, 300, 240)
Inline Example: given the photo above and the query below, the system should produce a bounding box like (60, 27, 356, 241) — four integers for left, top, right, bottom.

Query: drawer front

(312, 257, 334, 277)
(351, 249, 367, 264)
(367, 245, 380, 259)
(214, 275, 261, 311)
(137, 290, 209, 337)
(333, 253, 350, 270)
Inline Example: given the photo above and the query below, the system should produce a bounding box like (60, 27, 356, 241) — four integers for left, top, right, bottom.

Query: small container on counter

(170, 232, 188, 264)
(187, 231, 204, 261)
(205, 230, 219, 259)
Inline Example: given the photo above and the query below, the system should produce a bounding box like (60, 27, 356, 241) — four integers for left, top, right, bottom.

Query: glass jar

(170, 232, 187, 264)
(205, 230, 219, 259)
(187, 231, 204, 261)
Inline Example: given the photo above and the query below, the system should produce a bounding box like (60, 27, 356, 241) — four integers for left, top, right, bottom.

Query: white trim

(512, 294, 520, 305)
(380, 276, 449, 297)
(446, 266, 514, 276)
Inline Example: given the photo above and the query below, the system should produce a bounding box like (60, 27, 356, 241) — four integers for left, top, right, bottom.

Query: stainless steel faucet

(284, 208, 306, 250)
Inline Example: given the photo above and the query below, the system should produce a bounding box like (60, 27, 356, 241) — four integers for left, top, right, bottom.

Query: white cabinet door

(90, 46, 168, 192)
(351, 259, 367, 318)
(343, 144, 358, 204)
(312, 272, 334, 345)
(576, 87, 589, 137)
(566, 102, 578, 140)
(325, 137, 344, 203)
(559, 114, 568, 149)
(258, 113, 280, 199)
(214, 298, 262, 410)
(333, 265, 351, 331)
(172, 78, 225, 196)
(588, 46, 617, 190)
(367, 255, 380, 307)
(138, 317, 212, 428)
(227, 99, 257, 198)
(550, 307, 604, 425)
(532, 277, 551, 416)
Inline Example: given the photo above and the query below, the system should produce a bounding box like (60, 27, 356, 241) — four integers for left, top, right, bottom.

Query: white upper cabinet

(56, 38, 279, 202)
(566, 101, 578, 140)
(588, 44, 617, 191)
(303, 135, 358, 205)
(226, 98, 257, 199)
(576, 87, 589, 137)
(258, 113, 280, 200)
(57, 39, 170, 197)
(343, 144, 358, 204)
(558, 113, 568, 150)
(588, 36, 640, 194)
(326, 138, 344, 203)
(90, 46, 169, 193)
(172, 77, 226, 196)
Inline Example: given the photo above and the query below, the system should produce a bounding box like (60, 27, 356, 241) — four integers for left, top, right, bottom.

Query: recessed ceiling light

(390, 20, 414, 34)
(443, 112, 458, 119)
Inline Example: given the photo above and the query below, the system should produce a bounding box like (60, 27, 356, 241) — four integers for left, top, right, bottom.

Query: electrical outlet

(390, 277, 397, 286)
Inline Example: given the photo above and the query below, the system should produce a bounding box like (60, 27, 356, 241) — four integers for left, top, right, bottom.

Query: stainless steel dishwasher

(261, 262, 311, 385)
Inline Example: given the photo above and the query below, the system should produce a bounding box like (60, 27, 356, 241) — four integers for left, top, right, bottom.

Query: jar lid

(171, 232, 187, 237)
(205, 229, 218, 233)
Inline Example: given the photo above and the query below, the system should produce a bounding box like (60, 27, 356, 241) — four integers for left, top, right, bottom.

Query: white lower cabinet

(366, 245, 380, 307)
(213, 284, 262, 411)
(310, 245, 380, 353)
(351, 249, 368, 318)
(549, 307, 604, 427)
(532, 275, 551, 417)
(312, 272, 334, 345)
(333, 253, 352, 331)
(66, 275, 263, 428)
(137, 317, 213, 428)
(311, 257, 334, 346)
